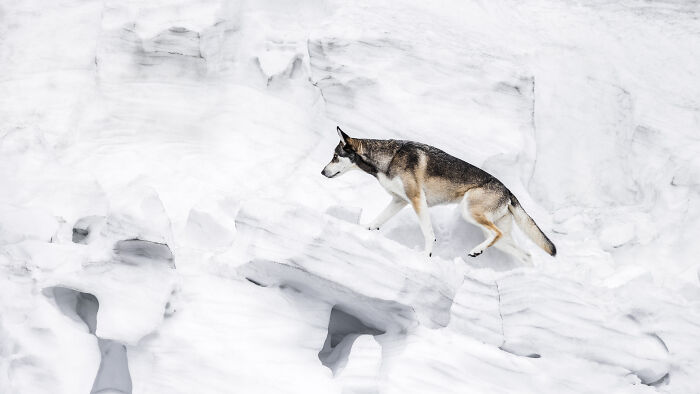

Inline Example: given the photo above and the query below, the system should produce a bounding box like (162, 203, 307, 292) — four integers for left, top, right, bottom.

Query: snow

(1, 0, 699, 393)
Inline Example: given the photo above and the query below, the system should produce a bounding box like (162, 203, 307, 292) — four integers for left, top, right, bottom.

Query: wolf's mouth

(322, 169, 340, 178)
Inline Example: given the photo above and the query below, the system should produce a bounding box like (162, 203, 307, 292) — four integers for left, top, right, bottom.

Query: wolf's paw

(362, 222, 380, 230)
(468, 250, 483, 258)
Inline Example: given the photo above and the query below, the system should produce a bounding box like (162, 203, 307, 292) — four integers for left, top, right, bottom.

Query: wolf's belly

(376, 173, 462, 206)
(424, 190, 456, 206)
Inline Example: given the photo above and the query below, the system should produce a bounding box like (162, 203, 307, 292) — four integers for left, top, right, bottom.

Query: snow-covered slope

(1, 0, 699, 393)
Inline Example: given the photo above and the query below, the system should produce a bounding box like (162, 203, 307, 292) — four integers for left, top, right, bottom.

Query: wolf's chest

(377, 173, 409, 200)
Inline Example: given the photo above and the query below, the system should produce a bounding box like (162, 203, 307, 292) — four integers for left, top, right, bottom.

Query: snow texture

(1, 0, 699, 393)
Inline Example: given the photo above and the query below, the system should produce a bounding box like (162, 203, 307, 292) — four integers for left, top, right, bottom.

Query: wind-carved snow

(318, 307, 385, 375)
(1, 0, 700, 393)
(453, 271, 671, 385)
(232, 201, 679, 391)
(45, 287, 133, 394)
(235, 201, 462, 330)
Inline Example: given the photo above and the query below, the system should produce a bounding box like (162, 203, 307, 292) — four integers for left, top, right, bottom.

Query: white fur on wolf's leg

(468, 226, 498, 257)
(412, 190, 435, 257)
(366, 197, 407, 230)
(461, 195, 501, 258)
(493, 215, 533, 264)
(494, 238, 533, 265)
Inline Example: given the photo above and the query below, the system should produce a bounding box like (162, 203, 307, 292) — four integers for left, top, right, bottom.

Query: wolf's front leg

(409, 189, 435, 257)
(366, 197, 407, 230)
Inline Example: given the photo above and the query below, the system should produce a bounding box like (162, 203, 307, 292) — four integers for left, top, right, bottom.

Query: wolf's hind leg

(460, 190, 505, 257)
(366, 196, 407, 230)
(467, 215, 502, 257)
(493, 215, 532, 264)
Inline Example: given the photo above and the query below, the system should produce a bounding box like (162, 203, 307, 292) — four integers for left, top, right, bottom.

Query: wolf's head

(321, 126, 361, 178)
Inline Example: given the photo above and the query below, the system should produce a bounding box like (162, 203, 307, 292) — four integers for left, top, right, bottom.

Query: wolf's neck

(353, 152, 378, 176)
(354, 138, 401, 175)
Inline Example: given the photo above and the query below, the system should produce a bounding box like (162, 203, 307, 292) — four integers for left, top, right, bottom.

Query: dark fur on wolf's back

(345, 138, 504, 194)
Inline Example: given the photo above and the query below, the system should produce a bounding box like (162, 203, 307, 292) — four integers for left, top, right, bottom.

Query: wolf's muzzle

(321, 168, 338, 178)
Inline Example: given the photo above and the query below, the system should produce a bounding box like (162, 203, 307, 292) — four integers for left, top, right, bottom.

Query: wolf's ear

(337, 126, 350, 146)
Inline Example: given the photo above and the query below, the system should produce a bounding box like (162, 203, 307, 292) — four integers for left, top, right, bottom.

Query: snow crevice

(318, 306, 385, 375)
(45, 287, 133, 394)
(114, 239, 175, 269)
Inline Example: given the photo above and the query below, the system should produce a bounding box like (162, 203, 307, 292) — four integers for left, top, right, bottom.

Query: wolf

(321, 126, 556, 262)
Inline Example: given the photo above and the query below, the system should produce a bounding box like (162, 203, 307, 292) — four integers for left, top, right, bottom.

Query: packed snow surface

(1, 0, 699, 393)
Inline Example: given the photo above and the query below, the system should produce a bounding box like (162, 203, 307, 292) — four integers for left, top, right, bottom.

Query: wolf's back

(508, 196, 556, 256)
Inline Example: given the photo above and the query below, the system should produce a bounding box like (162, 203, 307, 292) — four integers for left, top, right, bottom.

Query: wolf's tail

(507, 195, 556, 256)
